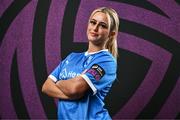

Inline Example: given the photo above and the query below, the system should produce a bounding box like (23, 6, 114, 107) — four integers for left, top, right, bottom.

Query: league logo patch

(86, 64, 105, 80)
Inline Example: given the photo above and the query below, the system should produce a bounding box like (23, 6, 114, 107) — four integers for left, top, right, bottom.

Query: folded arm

(42, 75, 90, 100)
(56, 75, 90, 99)
(42, 78, 71, 100)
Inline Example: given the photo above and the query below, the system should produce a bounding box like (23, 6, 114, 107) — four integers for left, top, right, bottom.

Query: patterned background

(0, 0, 180, 119)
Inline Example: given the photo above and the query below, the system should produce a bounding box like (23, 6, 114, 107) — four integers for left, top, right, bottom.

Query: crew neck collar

(84, 49, 108, 56)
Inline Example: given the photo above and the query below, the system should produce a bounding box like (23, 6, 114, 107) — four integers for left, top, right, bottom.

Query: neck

(87, 42, 106, 53)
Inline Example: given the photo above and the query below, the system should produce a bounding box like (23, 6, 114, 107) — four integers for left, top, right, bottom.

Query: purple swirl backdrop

(0, 0, 180, 119)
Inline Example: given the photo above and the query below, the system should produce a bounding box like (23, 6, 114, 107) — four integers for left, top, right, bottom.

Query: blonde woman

(42, 7, 119, 120)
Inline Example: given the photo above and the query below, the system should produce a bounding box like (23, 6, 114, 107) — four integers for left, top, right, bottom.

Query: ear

(109, 31, 115, 37)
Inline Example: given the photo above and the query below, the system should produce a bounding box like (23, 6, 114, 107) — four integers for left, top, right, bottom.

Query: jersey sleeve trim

(80, 74, 97, 95)
(48, 75, 58, 83)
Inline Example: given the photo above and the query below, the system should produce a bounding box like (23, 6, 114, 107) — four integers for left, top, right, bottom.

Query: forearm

(56, 80, 81, 99)
(42, 78, 71, 100)
(56, 76, 89, 99)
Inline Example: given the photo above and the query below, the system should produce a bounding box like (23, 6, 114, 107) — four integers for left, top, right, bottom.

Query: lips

(90, 32, 98, 36)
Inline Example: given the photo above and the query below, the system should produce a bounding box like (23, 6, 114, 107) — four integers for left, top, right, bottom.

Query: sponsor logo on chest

(60, 68, 80, 79)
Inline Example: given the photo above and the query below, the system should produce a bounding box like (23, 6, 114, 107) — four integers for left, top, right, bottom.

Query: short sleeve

(48, 63, 62, 83)
(81, 54, 117, 95)
(48, 53, 72, 82)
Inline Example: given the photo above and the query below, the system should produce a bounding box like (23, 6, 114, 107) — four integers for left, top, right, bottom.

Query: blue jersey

(49, 49, 117, 120)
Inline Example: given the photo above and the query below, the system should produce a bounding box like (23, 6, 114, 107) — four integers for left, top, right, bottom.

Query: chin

(88, 36, 97, 41)
(89, 40, 104, 46)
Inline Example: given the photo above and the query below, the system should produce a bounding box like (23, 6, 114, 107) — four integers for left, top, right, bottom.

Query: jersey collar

(84, 49, 108, 56)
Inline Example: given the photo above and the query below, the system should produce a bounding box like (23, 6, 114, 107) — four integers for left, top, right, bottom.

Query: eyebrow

(90, 19, 108, 26)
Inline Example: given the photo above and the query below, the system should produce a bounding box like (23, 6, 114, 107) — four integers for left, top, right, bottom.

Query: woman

(42, 7, 119, 120)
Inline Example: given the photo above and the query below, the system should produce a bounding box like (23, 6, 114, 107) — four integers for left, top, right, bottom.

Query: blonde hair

(89, 7, 119, 59)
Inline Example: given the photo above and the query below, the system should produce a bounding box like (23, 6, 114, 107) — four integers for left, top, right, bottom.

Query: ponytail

(104, 7, 119, 59)
(106, 35, 118, 59)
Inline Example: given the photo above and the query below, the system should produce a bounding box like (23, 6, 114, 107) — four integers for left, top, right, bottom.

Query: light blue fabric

(50, 50, 117, 120)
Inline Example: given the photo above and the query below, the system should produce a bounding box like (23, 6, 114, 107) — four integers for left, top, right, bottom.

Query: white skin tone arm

(56, 75, 90, 99)
(42, 75, 90, 100)
(42, 78, 71, 99)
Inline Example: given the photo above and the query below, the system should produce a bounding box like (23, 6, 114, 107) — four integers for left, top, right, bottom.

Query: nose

(93, 24, 98, 32)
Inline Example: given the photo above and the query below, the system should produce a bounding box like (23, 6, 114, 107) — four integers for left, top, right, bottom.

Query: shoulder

(88, 51, 117, 72)
(93, 51, 116, 64)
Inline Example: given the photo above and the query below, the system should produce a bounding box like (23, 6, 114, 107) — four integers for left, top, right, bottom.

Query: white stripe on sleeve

(48, 75, 58, 83)
(80, 74, 97, 95)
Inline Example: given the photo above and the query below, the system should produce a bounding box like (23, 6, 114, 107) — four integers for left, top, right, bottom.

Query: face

(87, 12, 110, 45)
